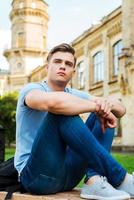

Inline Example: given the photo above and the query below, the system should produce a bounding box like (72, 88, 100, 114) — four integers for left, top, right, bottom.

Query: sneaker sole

(80, 194, 130, 200)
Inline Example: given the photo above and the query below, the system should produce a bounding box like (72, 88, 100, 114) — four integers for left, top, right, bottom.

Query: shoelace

(100, 176, 107, 189)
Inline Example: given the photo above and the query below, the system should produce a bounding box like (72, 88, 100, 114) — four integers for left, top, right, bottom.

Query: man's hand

(98, 112, 117, 133)
(94, 98, 114, 117)
(93, 96, 126, 118)
(94, 98, 118, 133)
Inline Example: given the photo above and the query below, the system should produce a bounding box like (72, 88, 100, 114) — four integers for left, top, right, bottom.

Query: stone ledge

(0, 190, 133, 200)
(0, 190, 81, 200)
(112, 145, 134, 153)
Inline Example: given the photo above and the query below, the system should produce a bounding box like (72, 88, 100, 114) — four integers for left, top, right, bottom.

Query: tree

(0, 92, 18, 147)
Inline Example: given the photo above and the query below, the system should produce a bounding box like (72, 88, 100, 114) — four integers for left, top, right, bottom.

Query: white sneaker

(80, 176, 130, 200)
(117, 172, 134, 198)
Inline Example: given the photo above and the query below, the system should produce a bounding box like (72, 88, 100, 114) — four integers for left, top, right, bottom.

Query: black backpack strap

(4, 184, 22, 200)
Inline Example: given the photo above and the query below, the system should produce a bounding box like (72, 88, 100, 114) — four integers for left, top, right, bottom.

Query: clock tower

(4, 0, 49, 91)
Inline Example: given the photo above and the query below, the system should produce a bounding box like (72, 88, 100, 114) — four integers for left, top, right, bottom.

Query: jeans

(20, 113, 126, 195)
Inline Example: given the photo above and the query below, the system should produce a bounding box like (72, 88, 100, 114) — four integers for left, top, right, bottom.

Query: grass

(5, 147, 15, 160)
(113, 153, 134, 173)
(5, 148, 134, 188)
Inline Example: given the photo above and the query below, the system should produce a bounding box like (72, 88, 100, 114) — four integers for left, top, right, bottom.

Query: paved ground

(0, 190, 133, 200)
(0, 190, 81, 200)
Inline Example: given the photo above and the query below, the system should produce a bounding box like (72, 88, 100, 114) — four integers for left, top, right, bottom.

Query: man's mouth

(57, 72, 66, 76)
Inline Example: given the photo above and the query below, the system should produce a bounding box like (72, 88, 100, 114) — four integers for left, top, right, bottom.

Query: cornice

(10, 8, 49, 20)
(107, 20, 122, 38)
(3, 48, 47, 58)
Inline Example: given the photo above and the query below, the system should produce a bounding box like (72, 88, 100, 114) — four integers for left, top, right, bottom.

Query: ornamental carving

(118, 49, 134, 95)
(107, 21, 122, 38)
(10, 9, 48, 20)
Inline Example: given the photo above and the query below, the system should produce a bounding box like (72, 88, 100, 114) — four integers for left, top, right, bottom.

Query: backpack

(0, 157, 25, 200)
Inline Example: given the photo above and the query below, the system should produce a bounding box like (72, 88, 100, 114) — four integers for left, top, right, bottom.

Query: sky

(0, 0, 122, 70)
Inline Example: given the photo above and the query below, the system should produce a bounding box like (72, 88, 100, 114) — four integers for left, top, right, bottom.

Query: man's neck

(46, 79, 66, 91)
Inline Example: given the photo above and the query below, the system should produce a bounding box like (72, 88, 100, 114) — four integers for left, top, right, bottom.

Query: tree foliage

(0, 92, 18, 147)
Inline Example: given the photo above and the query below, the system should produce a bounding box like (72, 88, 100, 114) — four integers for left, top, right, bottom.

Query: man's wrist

(94, 102, 100, 113)
(89, 101, 98, 113)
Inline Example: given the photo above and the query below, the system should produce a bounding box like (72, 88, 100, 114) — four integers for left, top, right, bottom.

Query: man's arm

(25, 90, 97, 115)
(25, 90, 118, 131)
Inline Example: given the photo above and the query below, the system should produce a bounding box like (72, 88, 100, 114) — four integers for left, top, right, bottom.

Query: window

(93, 51, 104, 83)
(17, 32, 24, 48)
(17, 62, 22, 69)
(113, 40, 123, 76)
(77, 61, 85, 89)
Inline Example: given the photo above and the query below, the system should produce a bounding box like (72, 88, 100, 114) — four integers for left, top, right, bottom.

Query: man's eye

(55, 60, 61, 63)
(66, 62, 73, 67)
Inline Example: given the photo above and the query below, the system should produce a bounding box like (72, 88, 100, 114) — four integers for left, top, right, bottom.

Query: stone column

(119, 53, 134, 145)
(118, 0, 134, 145)
(122, 0, 134, 48)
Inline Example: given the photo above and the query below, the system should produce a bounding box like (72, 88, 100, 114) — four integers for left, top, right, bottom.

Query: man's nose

(59, 63, 66, 70)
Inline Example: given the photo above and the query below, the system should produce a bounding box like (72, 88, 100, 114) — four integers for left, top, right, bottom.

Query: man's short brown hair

(47, 43, 77, 66)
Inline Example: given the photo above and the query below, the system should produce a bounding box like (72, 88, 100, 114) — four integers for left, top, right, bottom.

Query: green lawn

(5, 147, 15, 160)
(5, 148, 134, 188)
(113, 153, 134, 173)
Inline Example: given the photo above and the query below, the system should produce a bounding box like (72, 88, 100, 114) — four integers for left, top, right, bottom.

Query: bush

(0, 92, 18, 147)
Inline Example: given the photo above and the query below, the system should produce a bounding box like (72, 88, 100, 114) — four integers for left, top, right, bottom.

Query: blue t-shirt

(14, 81, 92, 174)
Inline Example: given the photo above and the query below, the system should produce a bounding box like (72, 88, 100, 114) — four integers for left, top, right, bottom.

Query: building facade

(71, 7, 123, 142)
(0, 0, 134, 147)
(71, 0, 134, 147)
(71, 7, 122, 97)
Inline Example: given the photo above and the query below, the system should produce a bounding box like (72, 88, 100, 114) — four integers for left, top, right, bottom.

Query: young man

(15, 43, 134, 200)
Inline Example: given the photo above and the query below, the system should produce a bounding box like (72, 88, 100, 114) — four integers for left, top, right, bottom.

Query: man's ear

(71, 68, 76, 78)
(44, 63, 48, 73)
(73, 68, 76, 74)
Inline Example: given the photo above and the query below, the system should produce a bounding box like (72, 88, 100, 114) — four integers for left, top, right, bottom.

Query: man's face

(47, 51, 75, 85)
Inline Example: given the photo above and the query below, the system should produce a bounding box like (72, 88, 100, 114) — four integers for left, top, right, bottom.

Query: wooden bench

(0, 190, 81, 200)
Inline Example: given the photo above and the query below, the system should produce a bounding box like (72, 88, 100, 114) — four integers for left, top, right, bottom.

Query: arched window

(17, 62, 22, 69)
(93, 51, 104, 83)
(77, 61, 85, 89)
(113, 40, 123, 76)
